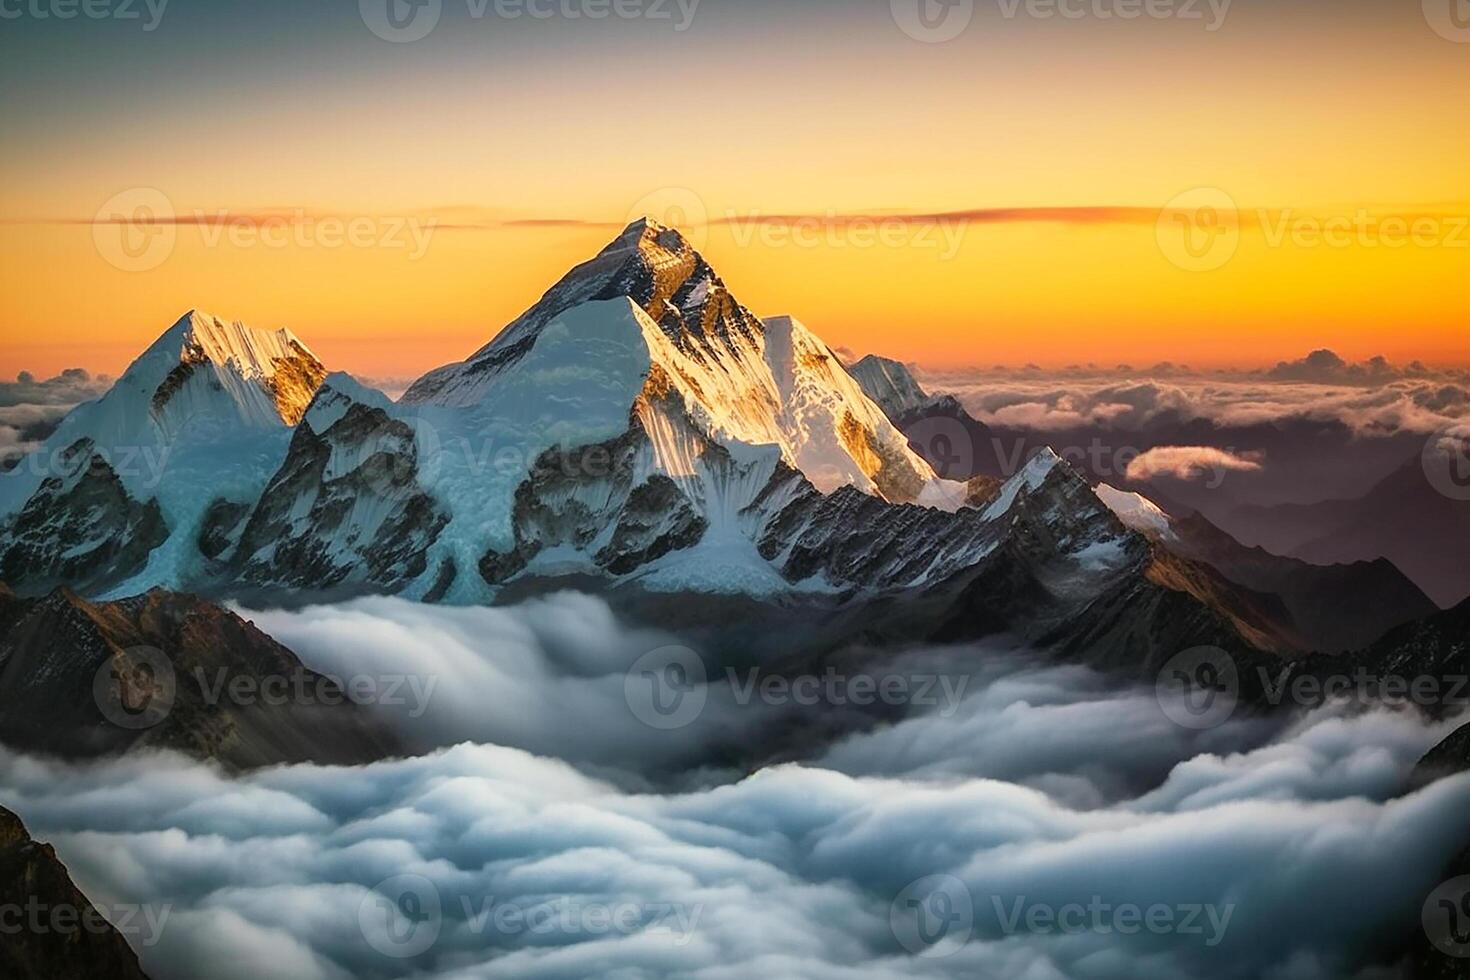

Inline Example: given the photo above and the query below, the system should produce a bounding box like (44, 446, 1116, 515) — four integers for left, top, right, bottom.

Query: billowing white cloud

(240, 594, 781, 784)
(1125, 446, 1264, 483)
(1, 592, 1466, 980)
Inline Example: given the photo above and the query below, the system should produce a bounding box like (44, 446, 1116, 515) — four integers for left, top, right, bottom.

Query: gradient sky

(1, 0, 1467, 378)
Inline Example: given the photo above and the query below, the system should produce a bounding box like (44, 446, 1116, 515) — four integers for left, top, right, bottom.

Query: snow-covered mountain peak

(847, 354, 932, 420)
(150, 310, 318, 382)
(1095, 483, 1177, 541)
(401, 221, 755, 406)
(127, 310, 326, 431)
(395, 227, 950, 505)
(0, 311, 330, 596)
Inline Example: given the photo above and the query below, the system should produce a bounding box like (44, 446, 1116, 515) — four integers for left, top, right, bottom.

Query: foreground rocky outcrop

(0, 806, 152, 980)
(0, 585, 403, 769)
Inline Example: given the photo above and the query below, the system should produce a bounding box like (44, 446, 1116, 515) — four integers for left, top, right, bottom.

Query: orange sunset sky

(1, 0, 1467, 380)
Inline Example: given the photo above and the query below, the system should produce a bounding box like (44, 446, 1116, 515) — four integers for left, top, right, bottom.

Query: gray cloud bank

(0, 368, 112, 462)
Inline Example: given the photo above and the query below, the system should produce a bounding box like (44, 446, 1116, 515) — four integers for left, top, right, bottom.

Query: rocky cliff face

(0, 440, 168, 597)
(0, 586, 403, 769)
(200, 379, 450, 596)
(0, 806, 152, 980)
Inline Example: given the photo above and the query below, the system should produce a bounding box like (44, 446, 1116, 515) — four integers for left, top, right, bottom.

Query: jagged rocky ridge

(847, 358, 1440, 654)
(0, 806, 152, 980)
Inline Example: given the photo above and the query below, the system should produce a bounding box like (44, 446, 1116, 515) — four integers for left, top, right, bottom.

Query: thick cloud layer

(932, 372, 1470, 440)
(242, 595, 811, 785)
(3, 596, 1467, 980)
(1, 713, 1463, 980)
(0, 368, 112, 463)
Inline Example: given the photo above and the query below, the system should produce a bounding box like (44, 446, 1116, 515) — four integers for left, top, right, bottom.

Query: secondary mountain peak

(141, 310, 325, 428)
(0, 310, 328, 597)
(847, 354, 933, 419)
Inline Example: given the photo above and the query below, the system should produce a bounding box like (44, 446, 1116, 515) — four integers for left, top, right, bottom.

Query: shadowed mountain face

(1229, 455, 1470, 610)
(1161, 510, 1438, 653)
(844, 358, 1470, 610)
(874, 396, 1437, 655)
(0, 585, 402, 770)
(0, 806, 152, 980)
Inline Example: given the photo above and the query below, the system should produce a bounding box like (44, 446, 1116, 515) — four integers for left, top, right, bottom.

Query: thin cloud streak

(13, 203, 1470, 232)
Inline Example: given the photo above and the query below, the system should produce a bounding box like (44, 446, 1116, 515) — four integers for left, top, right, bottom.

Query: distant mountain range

(849, 357, 1443, 654)
(0, 220, 1455, 671)
(0, 222, 1467, 978)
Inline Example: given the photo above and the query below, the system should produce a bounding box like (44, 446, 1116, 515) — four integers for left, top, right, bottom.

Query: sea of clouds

(1, 594, 1467, 980)
(928, 367, 1470, 440)
(0, 368, 112, 463)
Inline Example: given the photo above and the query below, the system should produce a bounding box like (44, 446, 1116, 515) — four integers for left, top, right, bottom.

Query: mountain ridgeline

(0, 219, 1449, 668)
